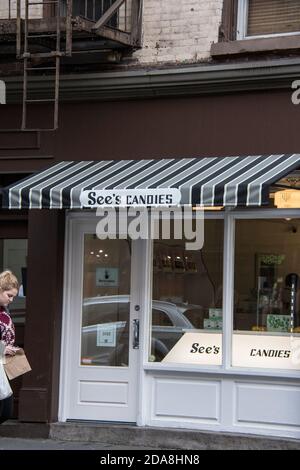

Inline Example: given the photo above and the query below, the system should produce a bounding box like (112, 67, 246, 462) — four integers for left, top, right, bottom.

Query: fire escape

(0, 0, 143, 130)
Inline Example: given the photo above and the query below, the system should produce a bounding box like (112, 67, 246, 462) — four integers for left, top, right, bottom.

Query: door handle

(133, 319, 139, 349)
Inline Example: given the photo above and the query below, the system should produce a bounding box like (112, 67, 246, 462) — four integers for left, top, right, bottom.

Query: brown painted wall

(18, 210, 65, 423)
(54, 90, 299, 159)
(1, 89, 299, 170)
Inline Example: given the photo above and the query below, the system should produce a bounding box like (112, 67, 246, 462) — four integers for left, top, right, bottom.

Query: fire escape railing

(3, 0, 142, 47)
(0, 0, 143, 131)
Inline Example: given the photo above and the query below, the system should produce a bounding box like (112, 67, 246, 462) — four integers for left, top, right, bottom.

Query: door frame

(58, 211, 151, 423)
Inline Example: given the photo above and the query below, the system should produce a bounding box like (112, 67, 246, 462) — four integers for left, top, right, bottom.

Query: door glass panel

(81, 236, 131, 367)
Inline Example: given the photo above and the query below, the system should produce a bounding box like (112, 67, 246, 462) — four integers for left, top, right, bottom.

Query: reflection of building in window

(153, 219, 223, 311)
(151, 219, 224, 364)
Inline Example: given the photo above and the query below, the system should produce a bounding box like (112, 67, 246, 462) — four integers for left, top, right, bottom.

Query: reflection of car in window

(81, 295, 203, 365)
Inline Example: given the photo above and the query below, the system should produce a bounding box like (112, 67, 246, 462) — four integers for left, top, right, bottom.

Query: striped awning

(3, 154, 300, 209)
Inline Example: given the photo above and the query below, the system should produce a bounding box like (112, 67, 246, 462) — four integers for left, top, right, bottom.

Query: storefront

(3, 153, 300, 438)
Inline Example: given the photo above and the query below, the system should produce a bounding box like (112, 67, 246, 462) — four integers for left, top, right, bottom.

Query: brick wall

(133, 0, 223, 64)
(0, 0, 43, 19)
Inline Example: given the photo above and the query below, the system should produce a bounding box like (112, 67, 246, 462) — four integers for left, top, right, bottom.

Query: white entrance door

(61, 216, 144, 422)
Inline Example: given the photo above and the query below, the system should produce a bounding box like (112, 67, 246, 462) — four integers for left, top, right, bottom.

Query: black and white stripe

(3, 154, 300, 209)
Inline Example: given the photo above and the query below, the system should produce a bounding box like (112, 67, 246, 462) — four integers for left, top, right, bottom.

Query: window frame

(237, 0, 300, 41)
(145, 208, 300, 380)
(229, 208, 300, 377)
(146, 211, 225, 372)
(212, 0, 300, 59)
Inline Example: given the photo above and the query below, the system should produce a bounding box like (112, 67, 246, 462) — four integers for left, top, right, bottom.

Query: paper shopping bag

(3, 348, 31, 380)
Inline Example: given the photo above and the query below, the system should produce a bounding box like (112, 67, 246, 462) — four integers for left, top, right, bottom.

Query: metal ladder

(16, 0, 73, 131)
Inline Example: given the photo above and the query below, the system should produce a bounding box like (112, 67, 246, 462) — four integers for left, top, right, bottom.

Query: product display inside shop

(233, 218, 300, 371)
(234, 219, 300, 334)
(151, 219, 224, 363)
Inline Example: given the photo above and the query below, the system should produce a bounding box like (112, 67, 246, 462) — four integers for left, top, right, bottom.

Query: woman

(0, 270, 19, 424)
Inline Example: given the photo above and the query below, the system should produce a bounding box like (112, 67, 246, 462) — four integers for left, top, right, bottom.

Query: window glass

(152, 309, 173, 327)
(246, 0, 300, 37)
(81, 302, 130, 367)
(63, 0, 118, 25)
(0, 239, 27, 322)
(233, 219, 300, 370)
(150, 219, 223, 365)
(81, 236, 131, 367)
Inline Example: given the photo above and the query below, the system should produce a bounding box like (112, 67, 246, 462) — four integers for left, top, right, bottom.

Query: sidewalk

(0, 436, 161, 450)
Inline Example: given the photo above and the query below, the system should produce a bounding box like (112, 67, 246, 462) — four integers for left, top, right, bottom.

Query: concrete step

(1, 421, 300, 449)
(49, 422, 300, 450)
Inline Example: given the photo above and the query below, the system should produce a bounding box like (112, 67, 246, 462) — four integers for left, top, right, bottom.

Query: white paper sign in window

(97, 323, 117, 347)
(96, 267, 119, 287)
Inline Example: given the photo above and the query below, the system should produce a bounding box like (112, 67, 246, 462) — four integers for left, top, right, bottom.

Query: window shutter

(247, 0, 300, 36)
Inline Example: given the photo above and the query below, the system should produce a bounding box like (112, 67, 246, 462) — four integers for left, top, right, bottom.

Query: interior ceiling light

(192, 206, 224, 211)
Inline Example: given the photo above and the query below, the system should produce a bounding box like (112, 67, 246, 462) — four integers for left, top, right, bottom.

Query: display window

(77, 211, 300, 375)
(150, 218, 224, 365)
(0, 239, 27, 319)
(233, 217, 300, 370)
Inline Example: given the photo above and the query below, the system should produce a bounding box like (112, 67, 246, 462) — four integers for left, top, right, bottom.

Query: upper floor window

(237, 0, 300, 40)
(62, 0, 117, 23)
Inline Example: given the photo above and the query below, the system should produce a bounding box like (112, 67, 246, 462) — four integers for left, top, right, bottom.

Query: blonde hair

(0, 270, 19, 292)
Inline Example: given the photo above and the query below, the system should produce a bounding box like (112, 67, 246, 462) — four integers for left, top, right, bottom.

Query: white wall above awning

(3, 154, 300, 209)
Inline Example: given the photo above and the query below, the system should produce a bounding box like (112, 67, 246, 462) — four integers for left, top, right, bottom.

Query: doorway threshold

(66, 419, 136, 426)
